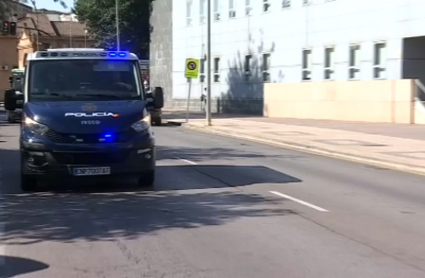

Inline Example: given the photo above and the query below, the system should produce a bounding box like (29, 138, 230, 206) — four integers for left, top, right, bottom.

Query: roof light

(118, 53, 126, 57)
(109, 52, 117, 57)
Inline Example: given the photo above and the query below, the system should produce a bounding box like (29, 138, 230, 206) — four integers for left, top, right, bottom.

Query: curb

(179, 123, 425, 177)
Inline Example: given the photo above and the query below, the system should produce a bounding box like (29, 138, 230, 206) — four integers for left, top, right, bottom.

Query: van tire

(21, 173, 38, 192)
(137, 170, 155, 187)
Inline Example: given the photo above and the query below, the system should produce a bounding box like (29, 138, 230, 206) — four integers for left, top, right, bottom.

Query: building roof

(52, 21, 87, 37)
(17, 12, 88, 38)
(0, 1, 33, 20)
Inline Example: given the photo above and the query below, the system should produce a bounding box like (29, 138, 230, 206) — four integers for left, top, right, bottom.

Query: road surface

(1, 119, 425, 277)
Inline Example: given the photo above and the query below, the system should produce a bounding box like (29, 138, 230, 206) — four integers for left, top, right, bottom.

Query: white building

(150, 0, 425, 114)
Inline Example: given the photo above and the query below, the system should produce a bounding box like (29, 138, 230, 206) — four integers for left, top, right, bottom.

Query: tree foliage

(74, 0, 153, 58)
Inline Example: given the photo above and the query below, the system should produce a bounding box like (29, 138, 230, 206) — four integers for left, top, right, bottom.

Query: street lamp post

(206, 0, 212, 126)
(115, 0, 120, 51)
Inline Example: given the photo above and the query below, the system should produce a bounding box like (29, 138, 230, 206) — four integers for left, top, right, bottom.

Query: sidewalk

(165, 114, 425, 176)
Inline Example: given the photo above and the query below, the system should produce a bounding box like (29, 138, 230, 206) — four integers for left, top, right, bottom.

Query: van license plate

(73, 167, 110, 176)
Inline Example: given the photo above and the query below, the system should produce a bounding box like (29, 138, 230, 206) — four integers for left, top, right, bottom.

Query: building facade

(17, 12, 94, 69)
(0, 1, 33, 100)
(150, 0, 425, 114)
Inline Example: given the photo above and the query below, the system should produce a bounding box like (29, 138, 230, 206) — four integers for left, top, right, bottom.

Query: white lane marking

(270, 191, 329, 212)
(177, 158, 198, 165)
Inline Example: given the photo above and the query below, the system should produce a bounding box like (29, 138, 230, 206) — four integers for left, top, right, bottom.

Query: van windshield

(28, 59, 143, 101)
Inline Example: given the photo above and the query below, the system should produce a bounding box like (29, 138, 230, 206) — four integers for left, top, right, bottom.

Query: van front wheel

(137, 171, 155, 187)
(21, 173, 38, 192)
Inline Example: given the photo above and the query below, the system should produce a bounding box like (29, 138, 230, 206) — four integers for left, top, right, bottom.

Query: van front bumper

(20, 138, 155, 179)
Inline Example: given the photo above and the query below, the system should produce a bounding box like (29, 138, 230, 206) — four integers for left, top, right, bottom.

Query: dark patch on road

(364, 165, 389, 171)
(193, 165, 302, 188)
(164, 121, 183, 126)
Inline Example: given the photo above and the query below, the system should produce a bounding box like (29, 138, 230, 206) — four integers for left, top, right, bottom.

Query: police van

(4, 48, 164, 191)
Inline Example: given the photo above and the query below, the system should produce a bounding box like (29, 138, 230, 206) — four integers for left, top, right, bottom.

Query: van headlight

(131, 111, 151, 132)
(24, 115, 49, 135)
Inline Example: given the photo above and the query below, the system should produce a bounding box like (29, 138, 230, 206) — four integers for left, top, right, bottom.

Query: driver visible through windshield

(29, 59, 143, 101)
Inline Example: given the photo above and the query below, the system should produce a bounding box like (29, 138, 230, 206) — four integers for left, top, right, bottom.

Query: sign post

(184, 58, 200, 123)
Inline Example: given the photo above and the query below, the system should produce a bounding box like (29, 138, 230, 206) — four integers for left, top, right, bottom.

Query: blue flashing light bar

(108, 52, 127, 57)
(104, 134, 112, 138)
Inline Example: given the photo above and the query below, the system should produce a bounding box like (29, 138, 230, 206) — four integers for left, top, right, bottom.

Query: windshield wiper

(77, 93, 125, 99)
(31, 92, 75, 98)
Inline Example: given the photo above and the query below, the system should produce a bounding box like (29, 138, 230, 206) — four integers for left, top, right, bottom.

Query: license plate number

(73, 167, 110, 176)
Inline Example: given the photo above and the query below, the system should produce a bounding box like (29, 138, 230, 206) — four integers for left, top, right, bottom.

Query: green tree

(74, 0, 153, 58)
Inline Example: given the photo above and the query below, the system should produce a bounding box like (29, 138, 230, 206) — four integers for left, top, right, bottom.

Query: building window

(244, 54, 252, 82)
(200, 0, 205, 24)
(213, 57, 220, 82)
(263, 53, 271, 82)
(200, 58, 206, 82)
(245, 0, 252, 16)
(263, 0, 271, 12)
(324, 47, 334, 80)
(229, 0, 236, 18)
(302, 49, 312, 81)
(373, 42, 386, 79)
(349, 44, 360, 79)
(282, 0, 291, 8)
(186, 1, 192, 26)
(214, 0, 221, 21)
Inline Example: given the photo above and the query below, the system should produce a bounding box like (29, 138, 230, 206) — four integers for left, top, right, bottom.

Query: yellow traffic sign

(185, 58, 199, 79)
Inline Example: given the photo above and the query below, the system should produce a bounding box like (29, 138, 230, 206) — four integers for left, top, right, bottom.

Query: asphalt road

(1, 118, 425, 277)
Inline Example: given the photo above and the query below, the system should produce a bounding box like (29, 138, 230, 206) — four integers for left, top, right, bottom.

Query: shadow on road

(0, 145, 300, 245)
(0, 186, 294, 245)
(156, 146, 304, 162)
(0, 255, 49, 278)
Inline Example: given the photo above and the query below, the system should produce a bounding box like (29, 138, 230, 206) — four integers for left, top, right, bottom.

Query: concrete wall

(264, 80, 416, 124)
(164, 0, 425, 114)
(0, 36, 19, 101)
(149, 0, 173, 102)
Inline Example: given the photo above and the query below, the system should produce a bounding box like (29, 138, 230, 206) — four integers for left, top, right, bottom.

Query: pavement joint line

(181, 124, 425, 177)
(270, 191, 329, 212)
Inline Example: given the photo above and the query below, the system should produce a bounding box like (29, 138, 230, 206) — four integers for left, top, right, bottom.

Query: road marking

(270, 191, 329, 212)
(178, 158, 198, 165)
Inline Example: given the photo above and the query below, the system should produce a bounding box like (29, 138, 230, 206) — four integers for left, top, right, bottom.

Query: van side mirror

(153, 87, 164, 109)
(4, 89, 17, 111)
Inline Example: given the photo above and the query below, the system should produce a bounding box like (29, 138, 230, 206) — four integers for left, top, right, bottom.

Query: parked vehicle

(6, 68, 24, 123)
